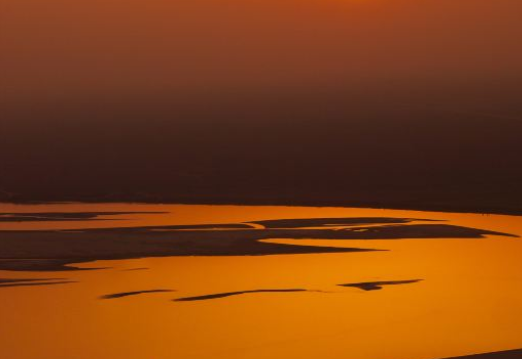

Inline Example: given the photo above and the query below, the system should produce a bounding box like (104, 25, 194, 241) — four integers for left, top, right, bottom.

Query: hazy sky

(2, 0, 521, 104)
(1, 0, 522, 207)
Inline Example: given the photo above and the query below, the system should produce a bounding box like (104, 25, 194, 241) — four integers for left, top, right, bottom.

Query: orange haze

(1, 0, 521, 103)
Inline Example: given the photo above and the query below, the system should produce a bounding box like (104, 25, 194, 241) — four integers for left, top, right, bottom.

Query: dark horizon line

(1, 198, 521, 217)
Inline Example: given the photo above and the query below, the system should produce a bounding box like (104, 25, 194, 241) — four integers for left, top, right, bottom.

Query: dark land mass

(175, 278, 422, 301)
(100, 289, 174, 299)
(121, 267, 149, 271)
(251, 217, 438, 228)
(148, 223, 255, 230)
(174, 289, 309, 302)
(0, 259, 106, 272)
(1, 85, 522, 215)
(338, 279, 422, 291)
(441, 349, 522, 359)
(0, 277, 75, 288)
(0, 211, 166, 222)
(0, 217, 514, 271)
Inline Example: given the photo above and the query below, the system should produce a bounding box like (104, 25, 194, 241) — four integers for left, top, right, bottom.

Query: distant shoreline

(0, 211, 516, 272)
(2, 198, 521, 217)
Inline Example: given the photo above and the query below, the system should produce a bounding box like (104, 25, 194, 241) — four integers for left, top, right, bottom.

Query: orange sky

(1, 0, 521, 103)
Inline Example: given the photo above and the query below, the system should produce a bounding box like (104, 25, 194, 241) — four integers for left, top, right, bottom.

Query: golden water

(1, 203, 521, 359)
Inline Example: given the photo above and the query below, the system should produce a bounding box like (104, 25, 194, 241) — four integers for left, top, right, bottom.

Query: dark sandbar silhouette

(0, 277, 75, 288)
(0, 216, 515, 271)
(0, 211, 166, 222)
(174, 289, 311, 302)
(441, 349, 522, 359)
(149, 223, 255, 230)
(252, 217, 438, 228)
(338, 279, 422, 291)
(100, 289, 174, 299)
(174, 279, 423, 301)
(121, 267, 149, 271)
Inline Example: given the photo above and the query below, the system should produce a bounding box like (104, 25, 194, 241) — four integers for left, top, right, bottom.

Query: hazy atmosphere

(2, 0, 522, 212)
(2, 0, 522, 99)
